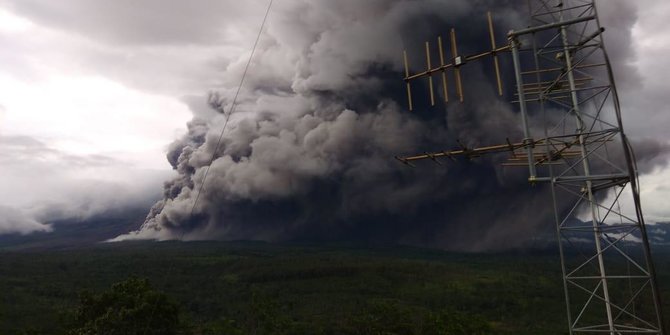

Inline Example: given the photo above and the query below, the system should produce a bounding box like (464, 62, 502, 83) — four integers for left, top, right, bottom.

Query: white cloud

(600, 0, 670, 226)
(0, 74, 191, 166)
(0, 4, 197, 234)
(0, 8, 31, 33)
(596, 164, 670, 226)
(620, 0, 670, 138)
(0, 135, 174, 224)
(0, 1, 283, 235)
(635, 166, 670, 223)
(0, 205, 51, 235)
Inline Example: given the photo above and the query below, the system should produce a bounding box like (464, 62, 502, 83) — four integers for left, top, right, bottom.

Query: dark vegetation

(0, 241, 668, 334)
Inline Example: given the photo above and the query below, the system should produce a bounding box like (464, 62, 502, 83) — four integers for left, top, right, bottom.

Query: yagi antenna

(488, 11, 503, 96)
(425, 41, 435, 106)
(450, 28, 464, 103)
(437, 36, 449, 103)
(403, 50, 413, 111)
(402, 11, 509, 110)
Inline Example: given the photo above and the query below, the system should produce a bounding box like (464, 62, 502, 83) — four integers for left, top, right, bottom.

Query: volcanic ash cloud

(115, 0, 666, 251)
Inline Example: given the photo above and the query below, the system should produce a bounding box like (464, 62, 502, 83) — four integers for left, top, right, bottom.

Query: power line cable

(191, 0, 274, 215)
(141, 1, 274, 333)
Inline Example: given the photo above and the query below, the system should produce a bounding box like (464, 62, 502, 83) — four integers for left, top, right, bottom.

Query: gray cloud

(0, 135, 168, 234)
(606, 0, 670, 140)
(2, 1, 666, 248)
(0, 0, 264, 96)
(0, 135, 120, 168)
(0, 0, 266, 46)
(0, 205, 51, 235)
(596, 0, 641, 90)
(118, 0, 667, 251)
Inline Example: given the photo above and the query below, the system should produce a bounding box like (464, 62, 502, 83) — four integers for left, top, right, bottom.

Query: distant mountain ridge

(0, 208, 147, 251)
(1, 212, 669, 252)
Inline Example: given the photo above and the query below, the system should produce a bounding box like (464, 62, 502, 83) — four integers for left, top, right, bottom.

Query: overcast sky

(0, 0, 669, 237)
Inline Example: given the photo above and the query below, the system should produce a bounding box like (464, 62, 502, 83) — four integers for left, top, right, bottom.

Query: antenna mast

(398, 1, 665, 333)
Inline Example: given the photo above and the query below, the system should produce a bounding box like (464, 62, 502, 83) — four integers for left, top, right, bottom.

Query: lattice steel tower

(397, 0, 665, 333)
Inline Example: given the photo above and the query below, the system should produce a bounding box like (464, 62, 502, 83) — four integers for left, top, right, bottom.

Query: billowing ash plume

(116, 0, 667, 251)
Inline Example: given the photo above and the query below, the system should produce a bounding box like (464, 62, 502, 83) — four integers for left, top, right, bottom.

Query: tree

(68, 277, 183, 335)
(423, 308, 491, 335)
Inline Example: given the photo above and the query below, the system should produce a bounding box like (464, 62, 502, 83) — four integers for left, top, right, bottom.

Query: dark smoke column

(114, 0, 665, 253)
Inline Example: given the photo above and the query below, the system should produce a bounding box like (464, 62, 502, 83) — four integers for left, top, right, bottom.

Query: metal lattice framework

(397, 1, 665, 334)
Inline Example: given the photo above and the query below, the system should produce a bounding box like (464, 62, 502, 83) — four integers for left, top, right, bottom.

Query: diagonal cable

(141, 1, 274, 334)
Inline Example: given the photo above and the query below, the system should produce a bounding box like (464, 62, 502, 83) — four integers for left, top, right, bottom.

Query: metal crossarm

(402, 12, 508, 109)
